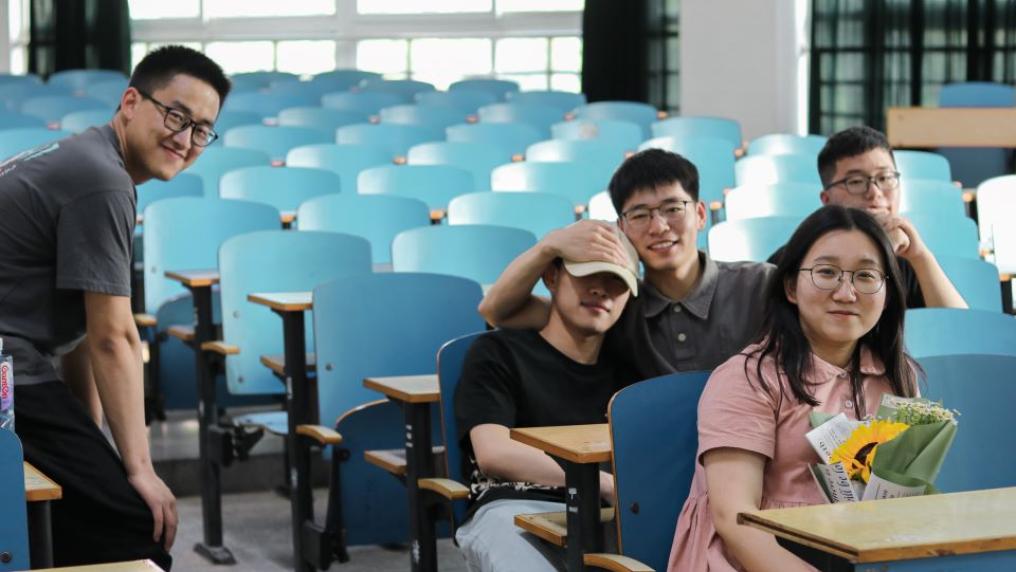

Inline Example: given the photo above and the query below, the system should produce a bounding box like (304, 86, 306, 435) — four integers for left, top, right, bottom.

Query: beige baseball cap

(562, 225, 640, 296)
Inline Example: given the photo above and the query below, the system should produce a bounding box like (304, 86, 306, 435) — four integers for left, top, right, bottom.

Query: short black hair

(129, 45, 231, 111)
(817, 126, 895, 187)
(608, 148, 699, 214)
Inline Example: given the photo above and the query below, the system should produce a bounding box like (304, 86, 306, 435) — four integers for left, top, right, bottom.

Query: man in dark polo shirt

(768, 126, 966, 309)
(480, 149, 774, 382)
(0, 46, 229, 569)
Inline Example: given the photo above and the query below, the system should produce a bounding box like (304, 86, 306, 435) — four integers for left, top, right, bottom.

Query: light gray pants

(455, 499, 569, 572)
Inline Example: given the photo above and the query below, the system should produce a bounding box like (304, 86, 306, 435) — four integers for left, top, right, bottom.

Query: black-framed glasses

(137, 89, 218, 147)
(824, 171, 901, 195)
(620, 200, 693, 230)
(799, 264, 886, 295)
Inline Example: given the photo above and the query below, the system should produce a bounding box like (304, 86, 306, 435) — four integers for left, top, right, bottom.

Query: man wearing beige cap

(453, 229, 638, 572)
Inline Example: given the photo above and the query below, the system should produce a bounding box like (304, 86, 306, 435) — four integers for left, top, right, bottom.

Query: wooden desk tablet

(886, 107, 1016, 148)
(44, 559, 164, 571)
(363, 374, 439, 404)
(25, 462, 62, 568)
(739, 486, 1016, 570)
(510, 424, 612, 571)
(164, 268, 220, 288)
(247, 291, 312, 312)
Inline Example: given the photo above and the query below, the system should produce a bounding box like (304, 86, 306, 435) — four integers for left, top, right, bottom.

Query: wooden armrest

(166, 325, 195, 342)
(141, 341, 150, 364)
(962, 190, 976, 203)
(260, 353, 316, 376)
(296, 424, 342, 445)
(511, 153, 524, 162)
(393, 155, 407, 165)
(656, 110, 668, 120)
(365, 446, 446, 477)
(709, 201, 723, 212)
(573, 204, 587, 216)
(734, 147, 746, 158)
(1001, 273, 1012, 282)
(134, 313, 157, 328)
(514, 507, 615, 547)
(583, 553, 653, 572)
(429, 209, 446, 223)
(466, 114, 478, 124)
(418, 477, 469, 500)
(201, 341, 240, 355)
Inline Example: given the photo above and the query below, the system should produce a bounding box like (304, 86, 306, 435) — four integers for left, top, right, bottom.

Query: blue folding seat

(734, 154, 821, 187)
(476, 102, 564, 137)
(907, 212, 981, 259)
(708, 216, 804, 263)
(311, 69, 382, 92)
(358, 164, 475, 212)
(392, 225, 537, 286)
(336, 123, 443, 159)
(276, 107, 367, 135)
(60, 109, 112, 133)
(48, 69, 127, 92)
(208, 111, 263, 144)
(551, 119, 643, 152)
(906, 308, 1016, 358)
(525, 139, 630, 169)
(747, 133, 827, 156)
(321, 91, 405, 115)
(651, 116, 742, 149)
(184, 146, 271, 197)
(0, 430, 30, 571)
(222, 91, 319, 119)
(723, 183, 821, 221)
(938, 82, 1016, 187)
(285, 143, 392, 193)
(448, 191, 575, 239)
(228, 71, 300, 91)
(446, 122, 542, 160)
(505, 90, 586, 112)
(899, 179, 966, 221)
(378, 104, 470, 130)
(357, 79, 436, 102)
(0, 128, 72, 160)
(934, 256, 1005, 312)
(223, 125, 333, 164)
(297, 193, 430, 265)
(416, 90, 498, 113)
(136, 173, 204, 215)
(895, 150, 952, 182)
(0, 110, 44, 129)
(20, 95, 107, 125)
(83, 78, 128, 108)
(640, 136, 738, 207)
(491, 161, 614, 207)
(449, 78, 520, 100)
(407, 141, 509, 191)
(571, 101, 661, 138)
(219, 166, 340, 213)
(0, 82, 71, 111)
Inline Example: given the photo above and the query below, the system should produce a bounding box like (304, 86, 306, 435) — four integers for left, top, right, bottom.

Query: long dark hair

(746, 205, 918, 417)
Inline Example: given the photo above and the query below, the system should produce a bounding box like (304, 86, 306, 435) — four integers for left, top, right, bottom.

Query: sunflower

(829, 420, 909, 483)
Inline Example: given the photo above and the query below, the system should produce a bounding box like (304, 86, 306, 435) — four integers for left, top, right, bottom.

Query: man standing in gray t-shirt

(0, 46, 229, 569)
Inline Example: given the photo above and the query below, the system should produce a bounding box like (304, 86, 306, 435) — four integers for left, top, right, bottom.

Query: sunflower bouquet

(806, 394, 958, 503)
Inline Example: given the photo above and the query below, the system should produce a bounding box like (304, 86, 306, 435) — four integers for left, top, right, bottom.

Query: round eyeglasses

(137, 89, 218, 147)
(620, 200, 692, 231)
(799, 264, 886, 295)
(824, 172, 901, 195)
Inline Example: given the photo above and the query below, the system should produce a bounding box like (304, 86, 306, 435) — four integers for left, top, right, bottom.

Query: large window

(127, 0, 583, 91)
(7, 0, 29, 73)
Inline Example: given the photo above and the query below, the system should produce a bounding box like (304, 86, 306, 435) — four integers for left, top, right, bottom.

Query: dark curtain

(29, 0, 131, 78)
(809, 0, 1016, 135)
(582, 0, 650, 103)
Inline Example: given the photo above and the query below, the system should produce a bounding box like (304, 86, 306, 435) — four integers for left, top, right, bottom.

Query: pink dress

(666, 344, 899, 572)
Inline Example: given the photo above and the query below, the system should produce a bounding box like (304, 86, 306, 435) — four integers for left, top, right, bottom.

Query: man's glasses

(137, 89, 218, 147)
(824, 172, 901, 195)
(799, 264, 886, 295)
(620, 200, 693, 231)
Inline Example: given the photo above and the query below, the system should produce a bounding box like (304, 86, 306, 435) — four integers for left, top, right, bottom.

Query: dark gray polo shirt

(0, 125, 135, 386)
(605, 251, 775, 382)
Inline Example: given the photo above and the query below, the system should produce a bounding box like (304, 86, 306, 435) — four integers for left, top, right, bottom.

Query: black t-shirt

(454, 328, 625, 516)
(768, 245, 925, 309)
(0, 125, 136, 385)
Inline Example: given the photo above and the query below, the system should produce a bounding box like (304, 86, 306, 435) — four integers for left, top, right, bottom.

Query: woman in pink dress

(668, 205, 919, 572)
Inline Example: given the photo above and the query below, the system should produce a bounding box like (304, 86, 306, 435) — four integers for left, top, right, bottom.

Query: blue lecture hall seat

(0, 430, 29, 572)
(651, 116, 743, 149)
(336, 123, 444, 159)
(524, 139, 631, 170)
(321, 91, 406, 115)
(723, 182, 821, 221)
(47, 69, 127, 92)
(356, 79, 437, 102)
(222, 91, 319, 120)
(938, 82, 1015, 187)
(184, 146, 272, 197)
(905, 308, 1016, 359)
(734, 153, 821, 187)
(0, 110, 45, 129)
(476, 102, 564, 137)
(276, 107, 368, 135)
(83, 78, 128, 108)
(223, 125, 333, 164)
(639, 136, 737, 208)
(708, 216, 804, 263)
(907, 212, 981, 259)
(449, 78, 520, 100)
(0, 128, 73, 160)
(0, 82, 71, 112)
(895, 150, 953, 182)
(296, 193, 431, 265)
(491, 160, 615, 207)
(378, 104, 470, 130)
(551, 118, 644, 153)
(447, 191, 576, 240)
(20, 95, 107, 125)
(571, 101, 661, 138)
(228, 71, 300, 92)
(934, 256, 1004, 312)
(747, 133, 827, 156)
(136, 172, 204, 215)
(285, 143, 393, 193)
(358, 164, 476, 212)
(59, 109, 113, 133)
(391, 224, 537, 286)
(899, 179, 967, 220)
(416, 90, 499, 113)
(445, 122, 543, 159)
(208, 111, 264, 144)
(219, 165, 341, 212)
(407, 141, 509, 192)
(311, 69, 382, 92)
(505, 90, 587, 112)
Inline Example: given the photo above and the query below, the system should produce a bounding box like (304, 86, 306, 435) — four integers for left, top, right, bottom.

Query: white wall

(679, 0, 807, 141)
(0, 1, 10, 73)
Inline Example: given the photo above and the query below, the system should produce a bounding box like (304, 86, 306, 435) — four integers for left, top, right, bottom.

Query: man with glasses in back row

(769, 126, 967, 309)
(0, 46, 229, 568)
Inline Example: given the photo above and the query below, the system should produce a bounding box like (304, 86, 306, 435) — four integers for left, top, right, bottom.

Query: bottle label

(0, 360, 11, 411)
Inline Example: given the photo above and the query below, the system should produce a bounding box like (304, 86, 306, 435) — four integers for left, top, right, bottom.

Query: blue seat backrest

(223, 125, 333, 163)
(219, 230, 372, 395)
(48, 69, 126, 91)
(322, 91, 406, 115)
(906, 212, 980, 259)
(210, 111, 264, 141)
(747, 134, 827, 156)
(934, 256, 1003, 313)
(20, 95, 107, 124)
(0, 429, 29, 571)
(573, 101, 659, 138)
(336, 123, 443, 159)
(296, 193, 430, 265)
(917, 353, 1016, 492)
(83, 78, 128, 108)
(937, 82, 1015, 187)
(447, 191, 575, 240)
(449, 79, 520, 100)
(639, 136, 737, 206)
(312, 69, 381, 91)
(525, 139, 630, 169)
(407, 141, 511, 191)
(0, 110, 44, 129)
(184, 146, 272, 197)
(708, 216, 803, 263)
(905, 308, 1016, 359)
(276, 107, 367, 135)
(505, 90, 587, 112)
(735, 154, 821, 187)
(723, 182, 820, 221)
(490, 160, 615, 207)
(0, 128, 72, 160)
(435, 331, 486, 525)
(608, 371, 711, 571)
(312, 273, 485, 428)
(358, 164, 475, 210)
(894, 150, 952, 182)
(651, 116, 742, 149)
(899, 179, 966, 221)
(379, 104, 470, 130)
(551, 119, 644, 152)
(939, 82, 1016, 107)
(391, 225, 537, 285)
(136, 172, 204, 214)
(358, 79, 437, 101)
(222, 91, 318, 118)
(476, 103, 565, 137)
(445, 123, 543, 159)
(417, 90, 499, 114)
(285, 143, 392, 193)
(60, 109, 114, 133)
(219, 165, 340, 211)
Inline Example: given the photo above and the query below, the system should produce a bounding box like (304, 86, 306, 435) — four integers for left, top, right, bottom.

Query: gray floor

(172, 490, 470, 572)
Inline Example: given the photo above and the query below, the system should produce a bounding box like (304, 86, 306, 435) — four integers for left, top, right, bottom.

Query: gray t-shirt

(0, 125, 136, 385)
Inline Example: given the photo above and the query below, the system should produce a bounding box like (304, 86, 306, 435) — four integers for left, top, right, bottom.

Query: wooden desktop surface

(510, 424, 611, 464)
(44, 559, 163, 571)
(248, 291, 313, 312)
(739, 486, 1016, 563)
(164, 268, 220, 287)
(886, 107, 1016, 148)
(363, 374, 439, 404)
(24, 461, 62, 502)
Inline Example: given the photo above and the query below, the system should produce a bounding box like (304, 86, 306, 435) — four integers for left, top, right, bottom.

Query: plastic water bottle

(0, 337, 13, 432)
